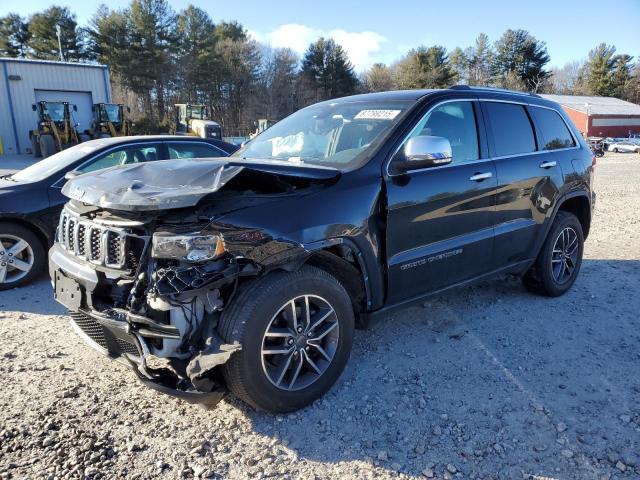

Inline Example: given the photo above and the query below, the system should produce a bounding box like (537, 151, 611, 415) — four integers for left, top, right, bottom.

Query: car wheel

(0, 224, 46, 290)
(218, 265, 354, 412)
(523, 211, 584, 297)
(31, 136, 41, 157)
(613, 148, 619, 153)
(39, 134, 56, 159)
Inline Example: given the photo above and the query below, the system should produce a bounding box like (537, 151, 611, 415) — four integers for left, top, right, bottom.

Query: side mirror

(392, 136, 452, 173)
(65, 170, 81, 180)
(73, 105, 78, 112)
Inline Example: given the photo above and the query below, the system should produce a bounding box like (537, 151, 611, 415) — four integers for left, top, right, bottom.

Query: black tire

(0, 223, 46, 290)
(613, 148, 619, 153)
(523, 211, 584, 297)
(218, 266, 354, 412)
(31, 136, 41, 157)
(39, 134, 56, 159)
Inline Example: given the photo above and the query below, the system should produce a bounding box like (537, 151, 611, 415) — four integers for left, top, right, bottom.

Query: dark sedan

(0, 135, 238, 289)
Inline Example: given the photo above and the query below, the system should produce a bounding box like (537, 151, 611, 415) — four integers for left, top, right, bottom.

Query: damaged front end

(50, 209, 249, 406)
(50, 159, 337, 405)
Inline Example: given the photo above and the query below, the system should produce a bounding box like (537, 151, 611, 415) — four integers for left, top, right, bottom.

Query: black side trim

(357, 259, 532, 328)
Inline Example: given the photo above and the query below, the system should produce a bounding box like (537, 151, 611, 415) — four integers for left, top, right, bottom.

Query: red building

(541, 94, 640, 138)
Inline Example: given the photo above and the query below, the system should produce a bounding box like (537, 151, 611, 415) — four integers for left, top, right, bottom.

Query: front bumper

(49, 244, 226, 406)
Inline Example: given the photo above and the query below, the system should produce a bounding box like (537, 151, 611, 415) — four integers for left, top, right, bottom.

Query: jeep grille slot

(58, 209, 128, 269)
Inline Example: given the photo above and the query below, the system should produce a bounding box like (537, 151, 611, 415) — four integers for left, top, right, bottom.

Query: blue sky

(4, 0, 639, 71)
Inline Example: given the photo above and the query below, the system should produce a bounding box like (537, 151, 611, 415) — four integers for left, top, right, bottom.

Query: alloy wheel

(0, 235, 34, 284)
(261, 294, 339, 391)
(551, 227, 579, 284)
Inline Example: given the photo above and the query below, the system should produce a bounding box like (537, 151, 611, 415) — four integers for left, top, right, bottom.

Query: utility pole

(56, 24, 64, 62)
(584, 102, 591, 138)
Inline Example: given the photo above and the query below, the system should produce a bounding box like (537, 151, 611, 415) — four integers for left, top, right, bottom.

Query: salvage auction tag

(354, 109, 401, 120)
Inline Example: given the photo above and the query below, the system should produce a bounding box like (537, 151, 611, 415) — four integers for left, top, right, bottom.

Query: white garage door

(34, 90, 94, 133)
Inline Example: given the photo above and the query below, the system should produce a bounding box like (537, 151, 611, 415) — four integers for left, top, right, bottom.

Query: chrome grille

(58, 209, 128, 269)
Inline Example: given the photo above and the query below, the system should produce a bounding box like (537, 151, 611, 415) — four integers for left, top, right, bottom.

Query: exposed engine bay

(50, 159, 343, 404)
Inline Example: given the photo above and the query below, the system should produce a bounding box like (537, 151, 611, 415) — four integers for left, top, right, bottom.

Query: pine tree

(27, 6, 86, 61)
(0, 13, 30, 57)
(448, 47, 468, 84)
(175, 6, 217, 103)
(467, 33, 493, 86)
(300, 38, 359, 102)
(611, 54, 633, 99)
(492, 29, 549, 91)
(585, 44, 617, 96)
(394, 45, 455, 89)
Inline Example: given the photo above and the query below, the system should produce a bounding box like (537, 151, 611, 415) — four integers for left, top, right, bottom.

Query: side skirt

(357, 259, 533, 329)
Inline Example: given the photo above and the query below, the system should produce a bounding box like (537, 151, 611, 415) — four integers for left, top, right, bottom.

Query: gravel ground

(1, 152, 639, 480)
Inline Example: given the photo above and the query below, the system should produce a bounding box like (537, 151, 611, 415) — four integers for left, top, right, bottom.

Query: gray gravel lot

(1, 152, 639, 480)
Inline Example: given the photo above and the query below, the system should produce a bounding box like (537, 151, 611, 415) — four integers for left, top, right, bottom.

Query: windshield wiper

(0, 174, 17, 182)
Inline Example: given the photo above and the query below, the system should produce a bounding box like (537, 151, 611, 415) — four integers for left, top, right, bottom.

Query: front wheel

(523, 211, 584, 297)
(0, 224, 46, 290)
(218, 266, 354, 412)
(39, 134, 56, 158)
(31, 136, 41, 157)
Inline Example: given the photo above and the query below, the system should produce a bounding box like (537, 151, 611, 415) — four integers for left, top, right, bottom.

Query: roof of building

(0, 57, 107, 69)
(541, 94, 640, 116)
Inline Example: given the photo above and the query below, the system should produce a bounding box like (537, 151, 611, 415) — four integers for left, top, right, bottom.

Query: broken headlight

(152, 233, 225, 262)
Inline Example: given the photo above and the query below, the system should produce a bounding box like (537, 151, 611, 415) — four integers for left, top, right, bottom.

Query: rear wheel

(523, 211, 584, 297)
(218, 266, 354, 412)
(39, 134, 56, 158)
(0, 224, 45, 290)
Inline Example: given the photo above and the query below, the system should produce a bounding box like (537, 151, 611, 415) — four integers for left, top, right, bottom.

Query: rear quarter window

(485, 102, 536, 157)
(530, 107, 576, 150)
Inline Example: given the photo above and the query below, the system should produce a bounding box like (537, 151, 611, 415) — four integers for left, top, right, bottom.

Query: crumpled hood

(62, 158, 340, 212)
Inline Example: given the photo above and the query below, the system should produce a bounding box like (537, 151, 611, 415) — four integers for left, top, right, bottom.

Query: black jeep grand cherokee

(50, 87, 595, 412)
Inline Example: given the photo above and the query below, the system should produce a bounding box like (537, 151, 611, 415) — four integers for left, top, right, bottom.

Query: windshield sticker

(354, 109, 401, 120)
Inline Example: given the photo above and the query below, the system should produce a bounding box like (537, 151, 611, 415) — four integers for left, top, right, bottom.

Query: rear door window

(530, 107, 576, 150)
(167, 142, 226, 159)
(485, 102, 536, 156)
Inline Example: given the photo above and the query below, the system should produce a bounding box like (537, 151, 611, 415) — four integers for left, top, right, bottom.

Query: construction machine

(171, 104, 223, 139)
(29, 101, 88, 158)
(88, 103, 132, 138)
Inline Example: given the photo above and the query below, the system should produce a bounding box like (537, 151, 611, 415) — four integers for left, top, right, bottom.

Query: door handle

(539, 160, 557, 169)
(469, 172, 493, 182)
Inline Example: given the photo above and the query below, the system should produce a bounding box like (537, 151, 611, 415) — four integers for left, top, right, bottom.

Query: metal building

(0, 58, 111, 155)
(541, 94, 640, 138)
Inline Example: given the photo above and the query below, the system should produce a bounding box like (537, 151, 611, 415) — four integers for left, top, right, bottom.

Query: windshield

(43, 103, 65, 122)
(12, 141, 105, 183)
(102, 104, 121, 123)
(233, 100, 413, 170)
(187, 105, 206, 119)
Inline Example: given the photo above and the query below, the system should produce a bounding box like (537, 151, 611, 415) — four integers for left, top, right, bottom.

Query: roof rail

(449, 85, 541, 98)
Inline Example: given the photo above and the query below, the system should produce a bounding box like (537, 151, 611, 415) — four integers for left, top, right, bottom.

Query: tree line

(1, 2, 639, 135)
